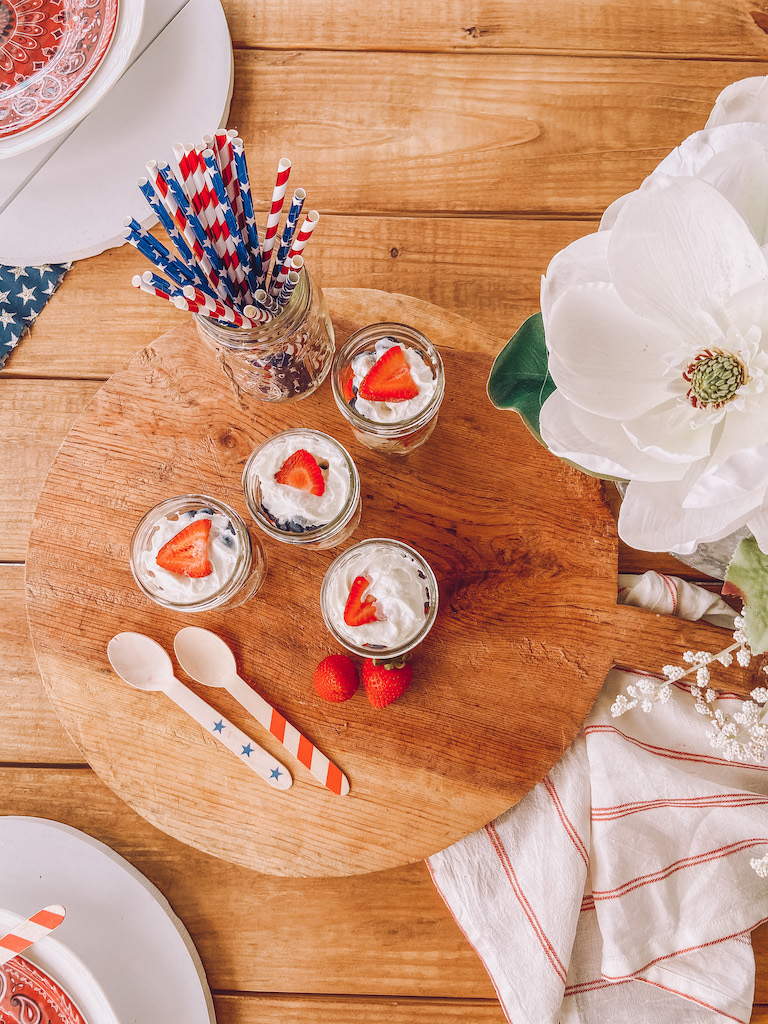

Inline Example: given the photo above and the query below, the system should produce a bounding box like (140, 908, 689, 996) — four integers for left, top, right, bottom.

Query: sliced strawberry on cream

(156, 519, 213, 578)
(274, 449, 326, 496)
(358, 345, 419, 402)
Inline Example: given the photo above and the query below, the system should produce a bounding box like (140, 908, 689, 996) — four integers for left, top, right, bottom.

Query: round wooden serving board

(25, 288, 738, 877)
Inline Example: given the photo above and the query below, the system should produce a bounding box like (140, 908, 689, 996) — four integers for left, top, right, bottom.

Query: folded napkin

(428, 576, 768, 1023)
(0, 263, 71, 369)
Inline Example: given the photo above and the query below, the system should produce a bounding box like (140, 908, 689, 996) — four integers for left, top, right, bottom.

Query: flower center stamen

(682, 348, 749, 409)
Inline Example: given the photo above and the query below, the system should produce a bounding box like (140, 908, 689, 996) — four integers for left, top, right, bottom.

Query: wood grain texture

(0, 567, 83, 763)
(211, 995, 507, 1023)
(226, 54, 768, 217)
(226, 0, 768, 58)
(0, 381, 101, 561)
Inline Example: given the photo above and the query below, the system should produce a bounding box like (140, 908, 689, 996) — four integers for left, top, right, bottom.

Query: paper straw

(123, 218, 196, 286)
(231, 138, 263, 281)
(254, 287, 280, 316)
(148, 160, 233, 305)
(242, 301, 275, 325)
(132, 274, 178, 304)
(176, 143, 242, 298)
(137, 176, 198, 271)
(201, 148, 254, 301)
(287, 209, 319, 260)
(213, 129, 243, 230)
(270, 250, 304, 299)
(181, 284, 252, 327)
(277, 269, 300, 307)
(269, 188, 305, 295)
(257, 157, 291, 287)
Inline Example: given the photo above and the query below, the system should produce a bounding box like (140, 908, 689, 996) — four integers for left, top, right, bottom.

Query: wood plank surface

(226, 0, 768, 58)
(224, 54, 768, 217)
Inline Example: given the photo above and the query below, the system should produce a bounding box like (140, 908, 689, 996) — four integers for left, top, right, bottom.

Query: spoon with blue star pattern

(107, 632, 292, 790)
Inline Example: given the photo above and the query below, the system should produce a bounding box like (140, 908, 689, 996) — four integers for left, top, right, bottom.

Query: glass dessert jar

(242, 428, 362, 550)
(331, 322, 445, 455)
(195, 268, 335, 403)
(320, 538, 439, 658)
(130, 494, 267, 612)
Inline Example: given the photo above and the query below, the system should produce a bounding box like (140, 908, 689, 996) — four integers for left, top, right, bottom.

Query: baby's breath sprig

(612, 615, 768, 764)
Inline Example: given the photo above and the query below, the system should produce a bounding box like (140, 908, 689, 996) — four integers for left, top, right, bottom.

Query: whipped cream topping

(251, 431, 352, 531)
(325, 541, 433, 650)
(139, 509, 240, 604)
(350, 340, 437, 423)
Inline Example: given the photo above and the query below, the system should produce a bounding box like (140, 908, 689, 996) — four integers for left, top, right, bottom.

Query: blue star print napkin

(0, 263, 72, 369)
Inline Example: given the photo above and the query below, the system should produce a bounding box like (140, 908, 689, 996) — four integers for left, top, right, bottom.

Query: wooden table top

(4, 0, 768, 1018)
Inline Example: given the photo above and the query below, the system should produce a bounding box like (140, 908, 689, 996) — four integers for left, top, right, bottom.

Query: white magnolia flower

(539, 76, 768, 555)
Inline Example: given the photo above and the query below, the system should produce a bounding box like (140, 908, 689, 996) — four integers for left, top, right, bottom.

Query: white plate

(0, 0, 146, 159)
(0, 908, 120, 1024)
(0, 0, 234, 264)
(0, 817, 215, 1024)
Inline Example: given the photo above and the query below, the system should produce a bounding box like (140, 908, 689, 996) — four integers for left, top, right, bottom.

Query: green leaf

(486, 312, 556, 445)
(724, 536, 768, 654)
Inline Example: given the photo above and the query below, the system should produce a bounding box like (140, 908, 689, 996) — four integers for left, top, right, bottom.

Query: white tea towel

(618, 571, 737, 630)
(428, 582, 768, 1023)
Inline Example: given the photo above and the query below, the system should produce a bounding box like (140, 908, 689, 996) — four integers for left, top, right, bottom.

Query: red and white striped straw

(287, 209, 319, 260)
(271, 251, 304, 299)
(176, 143, 243, 298)
(0, 906, 66, 966)
(257, 157, 291, 287)
(213, 129, 243, 231)
(242, 301, 275, 324)
(181, 284, 252, 327)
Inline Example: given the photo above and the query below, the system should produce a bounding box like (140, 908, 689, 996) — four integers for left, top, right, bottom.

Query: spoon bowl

(173, 627, 237, 688)
(107, 632, 175, 692)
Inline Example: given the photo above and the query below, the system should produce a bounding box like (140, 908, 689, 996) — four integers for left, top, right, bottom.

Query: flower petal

(622, 400, 714, 464)
(747, 509, 768, 553)
(706, 76, 768, 129)
(698, 140, 768, 246)
(540, 230, 610, 329)
(608, 175, 768, 344)
(599, 191, 632, 232)
(545, 282, 680, 419)
(618, 471, 761, 554)
(539, 390, 686, 482)
(684, 442, 768, 508)
(655, 122, 768, 179)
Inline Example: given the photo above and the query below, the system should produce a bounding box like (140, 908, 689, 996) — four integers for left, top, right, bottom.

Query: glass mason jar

(320, 538, 439, 658)
(331, 322, 445, 455)
(129, 494, 267, 612)
(195, 268, 335, 403)
(242, 428, 362, 550)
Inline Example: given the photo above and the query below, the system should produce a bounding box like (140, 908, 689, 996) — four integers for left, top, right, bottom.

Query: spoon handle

(227, 674, 350, 796)
(165, 677, 292, 789)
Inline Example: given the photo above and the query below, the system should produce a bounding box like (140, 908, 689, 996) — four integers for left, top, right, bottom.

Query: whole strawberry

(314, 655, 359, 703)
(362, 657, 413, 709)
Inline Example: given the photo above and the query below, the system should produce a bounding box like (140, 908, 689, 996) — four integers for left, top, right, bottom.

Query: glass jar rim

(331, 321, 445, 434)
(243, 429, 361, 545)
(129, 493, 255, 611)
(320, 537, 439, 658)
(193, 269, 312, 349)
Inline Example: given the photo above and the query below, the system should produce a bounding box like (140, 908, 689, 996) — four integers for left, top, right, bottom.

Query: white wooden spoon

(107, 632, 291, 790)
(174, 627, 350, 795)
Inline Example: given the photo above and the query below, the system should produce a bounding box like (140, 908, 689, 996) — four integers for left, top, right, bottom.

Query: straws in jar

(125, 134, 319, 330)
